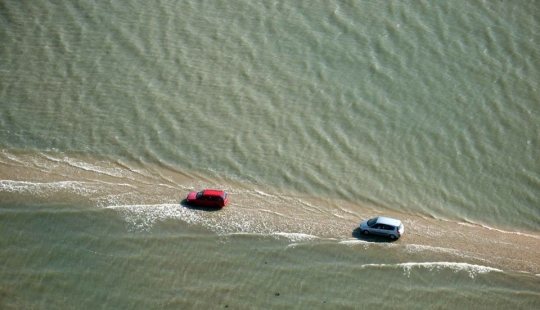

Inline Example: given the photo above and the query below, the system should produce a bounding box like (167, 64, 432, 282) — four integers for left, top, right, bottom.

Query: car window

(367, 218, 378, 226)
(196, 192, 203, 199)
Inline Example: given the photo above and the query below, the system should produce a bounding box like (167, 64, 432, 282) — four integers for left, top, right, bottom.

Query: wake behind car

(186, 189, 229, 208)
(359, 216, 404, 240)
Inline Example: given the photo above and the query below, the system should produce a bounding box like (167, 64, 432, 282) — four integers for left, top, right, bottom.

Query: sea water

(1, 1, 539, 309)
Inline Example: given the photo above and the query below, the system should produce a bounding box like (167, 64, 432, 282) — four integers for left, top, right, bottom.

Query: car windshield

(367, 217, 378, 226)
(196, 191, 203, 199)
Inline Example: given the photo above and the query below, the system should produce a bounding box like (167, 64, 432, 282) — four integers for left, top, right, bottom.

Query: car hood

(359, 220, 369, 229)
(187, 191, 198, 200)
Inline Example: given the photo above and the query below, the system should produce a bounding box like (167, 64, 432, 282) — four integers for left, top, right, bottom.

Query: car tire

(389, 234, 397, 240)
(362, 230, 370, 236)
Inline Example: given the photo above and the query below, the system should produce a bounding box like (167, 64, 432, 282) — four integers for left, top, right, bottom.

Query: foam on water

(105, 204, 181, 232)
(0, 180, 102, 196)
(361, 262, 502, 278)
(42, 154, 150, 181)
(272, 232, 320, 242)
(404, 244, 494, 264)
(105, 199, 344, 239)
(458, 222, 540, 240)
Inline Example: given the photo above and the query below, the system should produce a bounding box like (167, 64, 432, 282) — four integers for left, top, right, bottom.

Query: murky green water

(1, 1, 539, 308)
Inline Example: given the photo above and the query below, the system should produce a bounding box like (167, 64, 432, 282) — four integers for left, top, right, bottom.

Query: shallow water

(1, 151, 539, 309)
(1, 0, 539, 308)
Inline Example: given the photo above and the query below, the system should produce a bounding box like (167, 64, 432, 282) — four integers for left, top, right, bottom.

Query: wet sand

(1, 151, 539, 275)
(389, 214, 540, 274)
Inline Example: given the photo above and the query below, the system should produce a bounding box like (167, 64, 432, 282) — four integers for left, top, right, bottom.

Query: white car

(359, 217, 404, 240)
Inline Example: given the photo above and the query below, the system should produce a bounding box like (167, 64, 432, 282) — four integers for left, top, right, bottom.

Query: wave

(360, 262, 502, 278)
(42, 154, 146, 180)
(458, 222, 540, 240)
(104, 203, 325, 241)
(273, 232, 320, 242)
(403, 244, 494, 263)
(105, 203, 188, 231)
(0, 179, 102, 196)
(339, 239, 370, 246)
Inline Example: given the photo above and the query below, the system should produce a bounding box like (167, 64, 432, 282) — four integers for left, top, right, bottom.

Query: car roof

(376, 217, 402, 227)
(202, 189, 226, 197)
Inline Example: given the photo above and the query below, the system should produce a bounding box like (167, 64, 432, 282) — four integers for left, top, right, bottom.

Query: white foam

(404, 244, 491, 263)
(254, 190, 275, 198)
(63, 158, 127, 178)
(106, 203, 265, 234)
(339, 239, 370, 245)
(458, 222, 540, 240)
(0, 180, 100, 196)
(105, 203, 328, 241)
(259, 209, 285, 216)
(361, 262, 502, 278)
(479, 225, 540, 239)
(106, 203, 186, 232)
(272, 232, 319, 242)
(40, 154, 130, 179)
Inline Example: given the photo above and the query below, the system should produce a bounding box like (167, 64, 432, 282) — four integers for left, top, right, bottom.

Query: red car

(186, 189, 229, 208)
